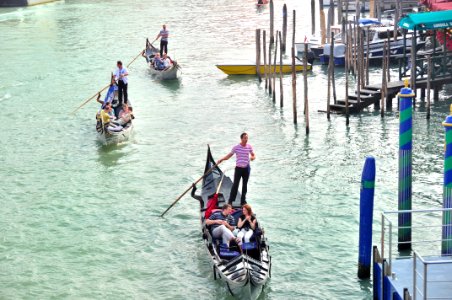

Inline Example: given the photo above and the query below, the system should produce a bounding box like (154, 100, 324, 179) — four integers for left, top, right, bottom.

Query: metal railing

(413, 251, 452, 300)
(381, 208, 452, 300)
(399, 51, 452, 81)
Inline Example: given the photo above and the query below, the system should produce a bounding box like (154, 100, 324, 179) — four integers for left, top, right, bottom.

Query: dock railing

(413, 251, 452, 300)
(399, 50, 452, 81)
(381, 208, 452, 299)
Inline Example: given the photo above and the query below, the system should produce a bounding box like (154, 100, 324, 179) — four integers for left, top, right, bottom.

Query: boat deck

(383, 256, 452, 299)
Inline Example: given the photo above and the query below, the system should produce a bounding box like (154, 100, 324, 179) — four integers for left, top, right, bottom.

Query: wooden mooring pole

(256, 29, 262, 82)
(345, 27, 350, 125)
(273, 30, 279, 102)
(366, 30, 370, 86)
(304, 43, 309, 134)
(279, 31, 284, 107)
(311, 0, 316, 35)
(264, 30, 268, 90)
(268, 33, 273, 95)
(381, 41, 387, 118)
(292, 10, 297, 124)
(327, 33, 333, 120)
(357, 27, 362, 104)
(282, 4, 288, 53)
(319, 0, 326, 45)
(369, 0, 375, 18)
(270, 0, 274, 44)
(427, 55, 432, 120)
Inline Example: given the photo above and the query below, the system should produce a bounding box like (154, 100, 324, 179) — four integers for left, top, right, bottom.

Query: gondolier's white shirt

(114, 67, 129, 84)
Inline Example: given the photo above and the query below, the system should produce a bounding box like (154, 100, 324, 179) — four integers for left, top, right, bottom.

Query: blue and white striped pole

(442, 105, 452, 255)
(358, 156, 376, 279)
(398, 80, 414, 251)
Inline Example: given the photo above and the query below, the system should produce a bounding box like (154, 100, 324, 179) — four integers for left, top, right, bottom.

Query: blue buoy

(358, 156, 376, 279)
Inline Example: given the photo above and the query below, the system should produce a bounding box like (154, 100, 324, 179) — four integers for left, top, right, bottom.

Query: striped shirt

(160, 29, 169, 42)
(231, 144, 254, 168)
(208, 211, 235, 230)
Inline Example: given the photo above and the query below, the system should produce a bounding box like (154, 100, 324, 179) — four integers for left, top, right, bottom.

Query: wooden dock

(330, 51, 452, 114)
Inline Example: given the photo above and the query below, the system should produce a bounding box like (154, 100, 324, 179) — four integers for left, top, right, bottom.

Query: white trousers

(237, 229, 254, 243)
(212, 225, 241, 245)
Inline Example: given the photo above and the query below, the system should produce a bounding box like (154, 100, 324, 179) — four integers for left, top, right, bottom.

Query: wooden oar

(160, 161, 223, 218)
(71, 49, 145, 115)
(70, 83, 110, 115)
(127, 49, 145, 68)
(215, 173, 225, 195)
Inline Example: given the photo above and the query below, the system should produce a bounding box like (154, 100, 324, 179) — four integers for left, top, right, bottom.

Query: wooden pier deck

(329, 51, 452, 114)
(330, 77, 452, 113)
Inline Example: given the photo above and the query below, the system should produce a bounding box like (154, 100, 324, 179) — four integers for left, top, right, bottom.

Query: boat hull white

(148, 64, 179, 80)
(97, 123, 133, 146)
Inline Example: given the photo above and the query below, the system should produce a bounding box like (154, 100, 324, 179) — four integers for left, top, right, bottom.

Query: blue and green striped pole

(398, 80, 414, 251)
(442, 105, 452, 255)
(358, 156, 376, 279)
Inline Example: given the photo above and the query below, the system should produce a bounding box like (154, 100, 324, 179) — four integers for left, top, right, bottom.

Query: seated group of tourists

(206, 203, 258, 253)
(151, 52, 173, 71)
(96, 93, 133, 132)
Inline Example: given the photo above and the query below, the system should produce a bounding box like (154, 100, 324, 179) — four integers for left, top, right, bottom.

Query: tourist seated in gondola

(162, 53, 172, 69)
(116, 103, 133, 126)
(236, 204, 257, 244)
(100, 103, 123, 132)
(153, 53, 165, 70)
(206, 204, 242, 247)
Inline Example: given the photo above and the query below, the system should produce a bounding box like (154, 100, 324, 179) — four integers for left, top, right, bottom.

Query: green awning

(399, 10, 452, 30)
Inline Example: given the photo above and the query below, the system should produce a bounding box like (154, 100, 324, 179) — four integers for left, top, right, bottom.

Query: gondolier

(154, 24, 169, 57)
(113, 61, 129, 105)
(191, 146, 270, 299)
(218, 132, 255, 206)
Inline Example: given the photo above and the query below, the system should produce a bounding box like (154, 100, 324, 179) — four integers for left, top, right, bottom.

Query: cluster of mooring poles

(256, 0, 310, 134)
(357, 81, 452, 279)
(322, 0, 443, 121)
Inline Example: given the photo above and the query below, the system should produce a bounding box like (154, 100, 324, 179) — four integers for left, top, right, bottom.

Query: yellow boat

(216, 63, 311, 75)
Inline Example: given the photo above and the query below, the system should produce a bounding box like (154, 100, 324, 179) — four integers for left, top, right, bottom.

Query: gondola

(96, 83, 133, 146)
(191, 146, 271, 299)
(143, 38, 179, 80)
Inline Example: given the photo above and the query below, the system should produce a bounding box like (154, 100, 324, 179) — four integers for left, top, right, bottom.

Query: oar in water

(71, 49, 145, 115)
(160, 161, 223, 218)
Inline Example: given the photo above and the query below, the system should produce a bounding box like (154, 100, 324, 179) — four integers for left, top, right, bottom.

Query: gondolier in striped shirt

(154, 24, 169, 57)
(218, 133, 256, 206)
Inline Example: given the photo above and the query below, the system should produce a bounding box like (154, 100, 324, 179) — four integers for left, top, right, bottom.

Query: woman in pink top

(218, 133, 256, 206)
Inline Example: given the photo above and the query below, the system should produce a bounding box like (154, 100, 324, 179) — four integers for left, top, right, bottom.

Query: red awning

(421, 0, 452, 11)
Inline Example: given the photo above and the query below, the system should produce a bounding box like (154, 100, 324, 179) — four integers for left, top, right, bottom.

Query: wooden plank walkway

(329, 76, 452, 114)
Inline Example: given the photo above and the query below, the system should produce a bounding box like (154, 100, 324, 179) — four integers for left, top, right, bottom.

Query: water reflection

(96, 143, 128, 168)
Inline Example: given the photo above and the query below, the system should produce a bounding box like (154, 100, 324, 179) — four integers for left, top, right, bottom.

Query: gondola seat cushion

(219, 243, 240, 258)
(241, 242, 257, 251)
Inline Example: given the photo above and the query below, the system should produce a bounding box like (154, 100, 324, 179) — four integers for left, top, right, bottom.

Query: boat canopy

(398, 10, 452, 30)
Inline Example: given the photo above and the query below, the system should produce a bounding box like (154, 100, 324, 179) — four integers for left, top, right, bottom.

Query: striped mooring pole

(358, 156, 376, 279)
(442, 105, 452, 255)
(398, 79, 414, 251)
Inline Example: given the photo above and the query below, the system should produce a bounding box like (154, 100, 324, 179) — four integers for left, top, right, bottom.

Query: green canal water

(1, 0, 450, 299)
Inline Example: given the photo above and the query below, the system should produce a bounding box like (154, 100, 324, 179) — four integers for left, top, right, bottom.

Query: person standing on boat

(206, 204, 241, 246)
(218, 133, 256, 206)
(154, 24, 169, 57)
(114, 61, 129, 106)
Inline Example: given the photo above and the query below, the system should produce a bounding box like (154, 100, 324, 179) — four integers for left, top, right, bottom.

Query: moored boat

(216, 62, 311, 75)
(143, 39, 179, 80)
(191, 146, 271, 299)
(96, 83, 134, 146)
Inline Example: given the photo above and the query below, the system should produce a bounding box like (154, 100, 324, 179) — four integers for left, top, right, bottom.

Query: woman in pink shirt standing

(218, 132, 256, 206)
